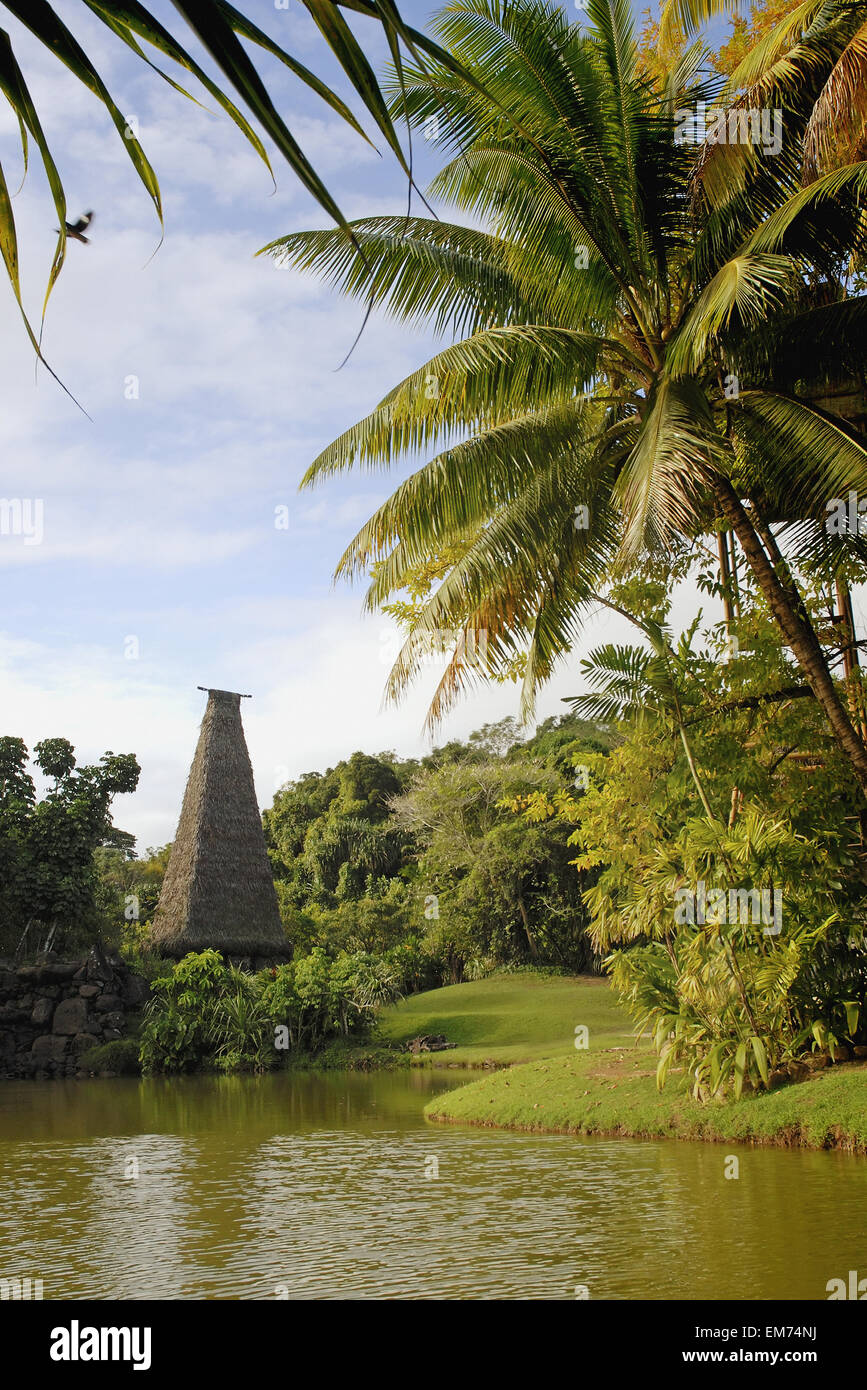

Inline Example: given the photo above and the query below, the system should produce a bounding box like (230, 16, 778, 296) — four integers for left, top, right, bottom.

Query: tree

(271, 0, 867, 798)
(0, 736, 140, 953)
(264, 749, 417, 907)
(0, 0, 471, 391)
(510, 574, 867, 1095)
(95, 841, 172, 945)
(660, 0, 867, 179)
(392, 754, 597, 973)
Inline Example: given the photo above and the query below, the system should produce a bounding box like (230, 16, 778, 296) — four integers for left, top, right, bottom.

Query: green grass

(377, 971, 632, 1065)
(425, 1040, 867, 1153)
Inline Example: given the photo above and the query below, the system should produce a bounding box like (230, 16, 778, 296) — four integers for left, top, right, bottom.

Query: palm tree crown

(269, 0, 867, 789)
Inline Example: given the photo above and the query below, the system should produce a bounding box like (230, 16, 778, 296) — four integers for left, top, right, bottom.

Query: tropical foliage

(269, 0, 867, 801)
(262, 716, 606, 982)
(660, 0, 867, 179)
(0, 735, 139, 954)
(256, 0, 867, 1095)
(139, 947, 402, 1073)
(513, 574, 867, 1096)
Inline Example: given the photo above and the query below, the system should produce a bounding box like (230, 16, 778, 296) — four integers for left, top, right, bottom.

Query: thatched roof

(150, 688, 289, 959)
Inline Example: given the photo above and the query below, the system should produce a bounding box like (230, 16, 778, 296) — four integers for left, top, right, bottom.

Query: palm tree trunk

(835, 576, 867, 743)
(728, 531, 741, 617)
(714, 477, 867, 796)
(717, 528, 734, 629)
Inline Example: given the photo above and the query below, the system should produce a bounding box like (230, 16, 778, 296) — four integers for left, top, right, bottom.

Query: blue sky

(0, 0, 731, 849)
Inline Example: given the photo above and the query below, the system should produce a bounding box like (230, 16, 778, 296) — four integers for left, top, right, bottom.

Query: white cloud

(0, 0, 721, 867)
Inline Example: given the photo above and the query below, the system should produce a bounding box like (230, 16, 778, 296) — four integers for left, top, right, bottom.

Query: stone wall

(0, 950, 149, 1079)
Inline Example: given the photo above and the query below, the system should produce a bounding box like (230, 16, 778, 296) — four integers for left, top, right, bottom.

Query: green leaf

(169, 0, 348, 231)
(733, 1040, 748, 1099)
(750, 1034, 769, 1087)
(3, 0, 163, 227)
(0, 151, 86, 413)
(300, 0, 410, 173)
(0, 28, 67, 325)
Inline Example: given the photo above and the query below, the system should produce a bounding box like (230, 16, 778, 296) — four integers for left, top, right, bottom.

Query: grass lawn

(377, 971, 632, 1065)
(417, 984, 867, 1152)
(379, 972, 867, 1151)
(426, 1047, 867, 1152)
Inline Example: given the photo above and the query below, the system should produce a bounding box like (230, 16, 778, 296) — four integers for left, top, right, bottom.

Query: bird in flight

(60, 211, 95, 244)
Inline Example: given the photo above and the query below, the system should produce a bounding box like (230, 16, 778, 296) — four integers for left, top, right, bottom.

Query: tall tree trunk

(517, 893, 539, 958)
(714, 477, 867, 797)
(717, 527, 734, 630)
(835, 576, 867, 743)
(728, 530, 741, 617)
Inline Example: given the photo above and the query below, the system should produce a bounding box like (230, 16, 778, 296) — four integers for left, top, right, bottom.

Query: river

(0, 1069, 863, 1300)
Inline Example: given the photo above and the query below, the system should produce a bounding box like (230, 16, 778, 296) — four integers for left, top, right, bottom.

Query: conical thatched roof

(150, 688, 289, 959)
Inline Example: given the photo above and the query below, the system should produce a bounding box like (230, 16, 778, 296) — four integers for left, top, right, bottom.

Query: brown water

(0, 1069, 864, 1300)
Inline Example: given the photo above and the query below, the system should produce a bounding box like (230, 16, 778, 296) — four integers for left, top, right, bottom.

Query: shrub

(140, 947, 405, 1073)
(79, 1038, 141, 1075)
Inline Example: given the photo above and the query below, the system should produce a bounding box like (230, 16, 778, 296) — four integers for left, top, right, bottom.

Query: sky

(0, 0, 736, 849)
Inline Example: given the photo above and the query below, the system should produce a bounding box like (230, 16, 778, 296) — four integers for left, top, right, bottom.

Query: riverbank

(424, 1044, 867, 1153)
(378, 971, 629, 1065)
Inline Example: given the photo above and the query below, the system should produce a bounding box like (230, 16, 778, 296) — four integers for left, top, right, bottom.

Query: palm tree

(0, 0, 467, 386)
(659, 0, 867, 182)
(268, 0, 867, 794)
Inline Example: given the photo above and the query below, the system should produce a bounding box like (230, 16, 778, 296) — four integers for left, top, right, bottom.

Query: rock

(84, 948, 115, 984)
(785, 1061, 810, 1084)
(79, 984, 100, 998)
(95, 993, 123, 1013)
(102, 1029, 123, 1041)
(35, 963, 80, 984)
(30, 997, 54, 1028)
(31, 1034, 68, 1061)
(853, 1045, 867, 1059)
(406, 1033, 457, 1054)
(828, 1043, 852, 1063)
(767, 1068, 790, 1090)
(802, 1052, 829, 1071)
(121, 975, 150, 1008)
(52, 996, 88, 1035)
(71, 1033, 97, 1053)
(101, 1011, 126, 1033)
(0, 1003, 30, 1023)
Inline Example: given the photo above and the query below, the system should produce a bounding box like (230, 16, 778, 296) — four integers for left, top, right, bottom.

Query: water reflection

(0, 1072, 863, 1300)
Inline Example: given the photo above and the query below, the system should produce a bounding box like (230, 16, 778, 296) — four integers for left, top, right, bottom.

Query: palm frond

(803, 21, 867, 178)
(0, 0, 469, 381)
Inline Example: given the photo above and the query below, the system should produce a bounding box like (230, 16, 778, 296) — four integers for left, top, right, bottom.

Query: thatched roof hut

(150, 688, 289, 960)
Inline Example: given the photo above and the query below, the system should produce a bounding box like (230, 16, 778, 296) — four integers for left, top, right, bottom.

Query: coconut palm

(268, 0, 867, 792)
(659, 0, 867, 181)
(0, 0, 468, 387)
